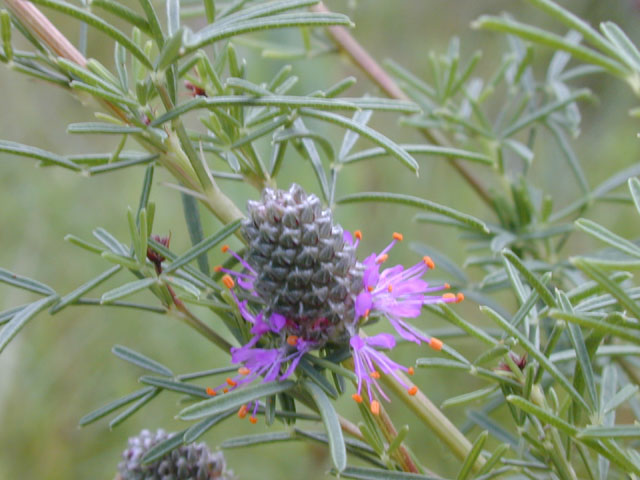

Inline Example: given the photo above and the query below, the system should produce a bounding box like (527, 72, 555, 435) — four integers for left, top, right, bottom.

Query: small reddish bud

(185, 80, 207, 97)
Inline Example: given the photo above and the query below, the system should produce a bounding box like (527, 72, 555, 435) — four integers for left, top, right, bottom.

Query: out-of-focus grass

(0, 1, 639, 478)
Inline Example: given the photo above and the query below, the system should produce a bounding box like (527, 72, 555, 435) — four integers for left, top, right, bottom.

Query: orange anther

(442, 293, 456, 300)
(354, 230, 362, 240)
(206, 387, 216, 396)
(226, 377, 237, 387)
(370, 400, 380, 416)
(370, 371, 381, 379)
(287, 335, 299, 346)
(249, 416, 258, 424)
(364, 309, 370, 318)
(367, 286, 374, 292)
(387, 285, 393, 292)
(221, 245, 229, 253)
(408, 386, 418, 396)
(392, 232, 404, 242)
(223, 387, 229, 394)
(376, 254, 389, 264)
(408, 367, 415, 376)
(456, 292, 465, 303)
(238, 405, 248, 418)
(222, 274, 235, 289)
(444, 283, 450, 290)
(214, 265, 223, 273)
(352, 393, 363, 403)
(238, 367, 250, 376)
(423, 256, 435, 269)
(430, 337, 443, 351)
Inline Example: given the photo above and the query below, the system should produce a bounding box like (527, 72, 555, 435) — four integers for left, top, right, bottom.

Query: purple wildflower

(211, 185, 463, 418)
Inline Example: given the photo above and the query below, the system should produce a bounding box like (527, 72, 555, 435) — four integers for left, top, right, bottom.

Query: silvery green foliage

(118, 429, 229, 480)
(243, 183, 363, 343)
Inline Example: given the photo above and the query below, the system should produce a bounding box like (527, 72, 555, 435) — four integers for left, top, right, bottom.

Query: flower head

(215, 184, 461, 416)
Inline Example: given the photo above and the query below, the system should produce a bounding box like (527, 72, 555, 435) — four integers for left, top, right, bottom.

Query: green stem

(380, 371, 485, 472)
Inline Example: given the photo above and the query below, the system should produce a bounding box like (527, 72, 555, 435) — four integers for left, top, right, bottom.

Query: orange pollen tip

(364, 309, 370, 318)
(226, 377, 237, 387)
(370, 371, 381, 379)
(430, 337, 443, 351)
(456, 292, 465, 303)
(408, 386, 418, 396)
(206, 387, 216, 396)
(352, 393, 363, 403)
(286, 335, 299, 346)
(223, 387, 229, 394)
(237, 405, 248, 418)
(367, 286, 374, 292)
(393, 232, 404, 241)
(222, 274, 235, 289)
(423, 256, 435, 269)
(249, 416, 258, 424)
(354, 230, 362, 240)
(221, 245, 229, 253)
(408, 367, 415, 376)
(214, 266, 223, 273)
(442, 293, 456, 300)
(444, 283, 450, 289)
(376, 254, 389, 264)
(387, 285, 393, 292)
(238, 367, 250, 376)
(370, 400, 381, 416)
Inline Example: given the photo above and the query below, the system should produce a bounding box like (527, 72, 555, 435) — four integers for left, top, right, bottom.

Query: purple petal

(365, 333, 396, 349)
(355, 291, 372, 317)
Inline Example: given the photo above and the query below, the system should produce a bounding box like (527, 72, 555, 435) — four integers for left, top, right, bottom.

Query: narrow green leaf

(507, 395, 579, 435)
(112, 345, 174, 376)
(68, 122, 143, 135)
(0, 304, 27, 325)
(184, 12, 352, 52)
(502, 249, 556, 307)
(549, 310, 640, 345)
(0, 268, 56, 296)
(501, 89, 592, 137)
(0, 295, 58, 354)
(457, 431, 488, 480)
(176, 366, 239, 381)
(441, 386, 498, 409)
(567, 321, 598, 409)
(0, 139, 80, 171)
(629, 177, 640, 216)
(416, 358, 469, 370)
(138, 0, 164, 46)
(51, 265, 121, 314)
(299, 358, 338, 399)
(78, 387, 154, 426)
(179, 194, 209, 275)
(155, 27, 184, 70)
(573, 258, 640, 320)
(301, 109, 419, 174)
(302, 380, 346, 472)
(31, 0, 152, 68)
(165, 219, 242, 273)
(575, 218, 640, 259)
(90, 0, 151, 33)
(70, 81, 137, 108)
(338, 466, 440, 480)
(177, 380, 295, 420)
(291, 117, 329, 201)
(604, 384, 639, 414)
(438, 303, 498, 347)
(600, 22, 640, 71)
(343, 144, 493, 166)
(476, 444, 510, 476)
(481, 306, 589, 409)
(183, 411, 235, 443)
(101, 251, 141, 270)
(139, 375, 209, 398)
(109, 387, 160, 429)
(100, 277, 157, 303)
(578, 426, 640, 439)
(221, 431, 296, 448)
(472, 15, 628, 77)
(140, 429, 187, 464)
(337, 192, 489, 233)
(1, 10, 13, 61)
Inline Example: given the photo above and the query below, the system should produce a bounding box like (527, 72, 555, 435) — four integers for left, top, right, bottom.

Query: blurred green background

(1, 1, 639, 478)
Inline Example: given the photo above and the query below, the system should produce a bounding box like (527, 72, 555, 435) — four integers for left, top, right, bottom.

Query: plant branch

(311, 2, 493, 208)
